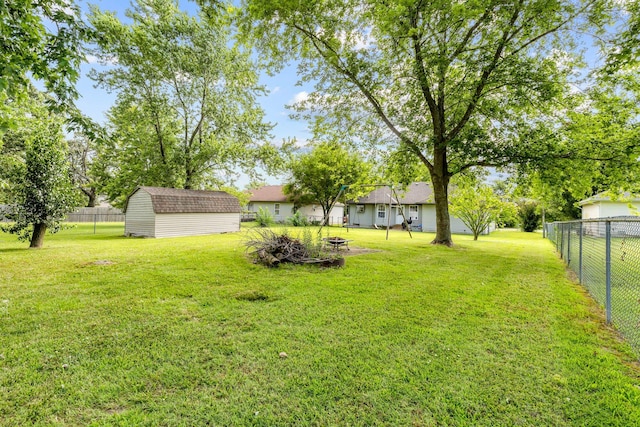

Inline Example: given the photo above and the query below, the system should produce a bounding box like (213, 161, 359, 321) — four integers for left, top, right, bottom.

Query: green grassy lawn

(1, 225, 639, 426)
(560, 233, 640, 357)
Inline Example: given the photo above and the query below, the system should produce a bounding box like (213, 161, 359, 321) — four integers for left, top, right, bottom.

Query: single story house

(124, 186, 241, 238)
(347, 182, 495, 235)
(247, 185, 344, 225)
(579, 192, 640, 219)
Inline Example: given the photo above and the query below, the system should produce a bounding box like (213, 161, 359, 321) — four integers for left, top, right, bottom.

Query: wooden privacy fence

(65, 207, 125, 223)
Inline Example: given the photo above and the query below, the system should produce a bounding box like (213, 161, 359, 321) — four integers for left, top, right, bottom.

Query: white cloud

(291, 91, 309, 105)
(85, 54, 118, 66)
(85, 54, 100, 64)
(270, 86, 280, 95)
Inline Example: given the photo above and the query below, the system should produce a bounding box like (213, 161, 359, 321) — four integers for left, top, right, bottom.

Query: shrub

(286, 211, 310, 227)
(255, 207, 274, 227)
(518, 201, 541, 232)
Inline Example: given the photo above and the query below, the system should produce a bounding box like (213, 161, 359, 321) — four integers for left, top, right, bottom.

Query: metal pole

(560, 224, 564, 260)
(386, 189, 392, 240)
(567, 223, 571, 265)
(605, 220, 612, 324)
(578, 221, 583, 284)
(94, 214, 97, 234)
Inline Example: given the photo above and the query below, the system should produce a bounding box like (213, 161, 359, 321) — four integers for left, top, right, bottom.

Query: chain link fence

(546, 219, 640, 359)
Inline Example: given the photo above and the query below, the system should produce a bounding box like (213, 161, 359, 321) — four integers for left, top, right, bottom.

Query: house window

(274, 203, 280, 216)
(377, 204, 386, 219)
(356, 205, 365, 213)
(409, 205, 419, 218)
(247, 203, 254, 212)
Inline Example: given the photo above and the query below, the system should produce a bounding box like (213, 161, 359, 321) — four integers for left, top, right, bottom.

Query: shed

(124, 186, 241, 238)
(579, 192, 640, 219)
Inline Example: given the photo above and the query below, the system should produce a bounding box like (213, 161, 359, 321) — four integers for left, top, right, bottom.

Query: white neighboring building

(579, 193, 640, 219)
(247, 185, 344, 225)
(124, 186, 241, 238)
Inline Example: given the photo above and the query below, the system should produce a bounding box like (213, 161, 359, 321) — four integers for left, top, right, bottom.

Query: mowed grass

(1, 224, 640, 426)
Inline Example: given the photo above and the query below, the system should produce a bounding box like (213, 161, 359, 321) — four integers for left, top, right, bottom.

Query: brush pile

(244, 228, 342, 267)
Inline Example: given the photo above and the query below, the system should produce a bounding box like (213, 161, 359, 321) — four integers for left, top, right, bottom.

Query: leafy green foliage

(232, 0, 605, 245)
(0, 0, 87, 119)
(88, 0, 283, 207)
(285, 142, 371, 225)
(67, 133, 98, 207)
(1, 102, 82, 247)
(450, 176, 516, 240)
(519, 201, 541, 232)
(286, 211, 310, 227)
(255, 207, 274, 227)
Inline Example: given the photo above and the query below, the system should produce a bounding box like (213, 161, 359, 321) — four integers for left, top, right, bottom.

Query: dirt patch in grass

(341, 247, 381, 256)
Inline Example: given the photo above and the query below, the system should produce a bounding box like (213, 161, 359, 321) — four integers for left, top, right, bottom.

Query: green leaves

(450, 175, 515, 240)
(285, 141, 372, 221)
(235, 0, 605, 244)
(0, 0, 87, 108)
(88, 0, 281, 205)
(1, 92, 82, 246)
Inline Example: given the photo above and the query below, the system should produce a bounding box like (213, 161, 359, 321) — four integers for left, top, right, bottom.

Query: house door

(395, 205, 405, 225)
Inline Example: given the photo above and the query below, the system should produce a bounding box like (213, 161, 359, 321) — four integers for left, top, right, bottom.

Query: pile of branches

(245, 229, 337, 267)
(245, 229, 311, 266)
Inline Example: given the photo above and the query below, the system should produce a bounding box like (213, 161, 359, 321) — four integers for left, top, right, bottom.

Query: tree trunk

(429, 148, 453, 246)
(29, 223, 47, 248)
(86, 187, 97, 207)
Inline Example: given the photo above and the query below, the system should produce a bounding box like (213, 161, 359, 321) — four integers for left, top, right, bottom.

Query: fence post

(578, 221, 583, 284)
(567, 223, 571, 265)
(560, 224, 564, 260)
(605, 220, 612, 324)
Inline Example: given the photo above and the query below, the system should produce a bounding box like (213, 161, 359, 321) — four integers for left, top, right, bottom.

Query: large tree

(1, 91, 81, 248)
(284, 141, 372, 224)
(230, 0, 607, 245)
(67, 133, 99, 207)
(514, 70, 640, 215)
(89, 0, 283, 207)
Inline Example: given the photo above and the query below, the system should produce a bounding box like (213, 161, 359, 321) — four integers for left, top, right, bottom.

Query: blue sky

(75, 0, 313, 187)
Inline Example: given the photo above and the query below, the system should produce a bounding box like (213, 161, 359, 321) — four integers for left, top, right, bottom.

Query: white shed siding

(154, 213, 240, 238)
(600, 202, 640, 217)
(125, 191, 156, 237)
(298, 204, 345, 225)
(581, 203, 601, 219)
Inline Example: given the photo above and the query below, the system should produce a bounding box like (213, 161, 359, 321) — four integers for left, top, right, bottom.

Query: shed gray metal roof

(126, 186, 242, 214)
(352, 182, 434, 205)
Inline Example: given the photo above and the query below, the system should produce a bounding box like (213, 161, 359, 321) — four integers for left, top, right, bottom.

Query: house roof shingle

(248, 185, 289, 203)
(127, 186, 242, 214)
(352, 182, 434, 205)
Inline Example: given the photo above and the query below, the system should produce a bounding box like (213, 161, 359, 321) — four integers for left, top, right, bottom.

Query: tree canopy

(232, 0, 609, 245)
(284, 141, 372, 224)
(0, 0, 87, 125)
(1, 90, 81, 247)
(89, 0, 285, 207)
(450, 175, 515, 240)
